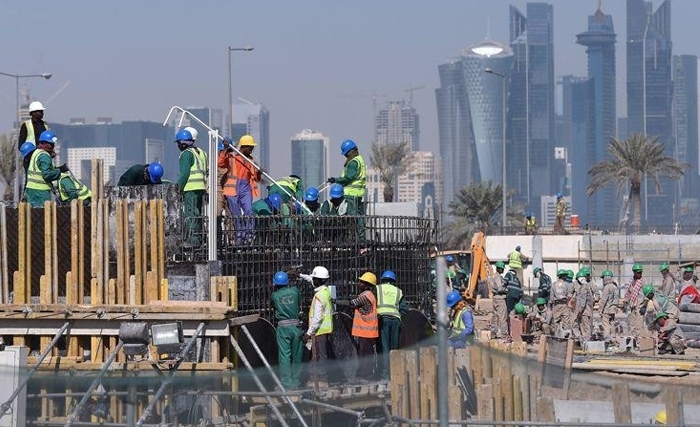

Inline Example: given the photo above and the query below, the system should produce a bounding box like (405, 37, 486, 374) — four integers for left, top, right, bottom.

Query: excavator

(465, 231, 497, 299)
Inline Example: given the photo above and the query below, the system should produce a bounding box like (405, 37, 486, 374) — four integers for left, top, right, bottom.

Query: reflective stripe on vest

(505, 272, 521, 292)
(508, 251, 522, 268)
(181, 147, 208, 192)
(376, 283, 402, 318)
(450, 307, 474, 344)
(309, 287, 333, 335)
(351, 290, 379, 338)
(23, 119, 48, 144)
(342, 155, 366, 197)
(58, 172, 92, 202)
(222, 153, 238, 197)
(26, 149, 52, 191)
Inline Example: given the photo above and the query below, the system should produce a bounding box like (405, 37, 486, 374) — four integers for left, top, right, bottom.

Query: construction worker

(446, 290, 475, 348)
(528, 298, 552, 339)
(175, 128, 208, 247)
(599, 270, 620, 340)
(653, 311, 685, 355)
(375, 270, 408, 379)
(336, 272, 379, 380)
(503, 265, 522, 317)
(303, 187, 321, 214)
(320, 183, 349, 216)
(658, 263, 677, 298)
(301, 266, 333, 388)
(554, 193, 567, 234)
(654, 410, 667, 425)
(491, 261, 509, 339)
(19, 141, 36, 177)
(678, 267, 700, 306)
(117, 163, 164, 186)
(534, 267, 552, 301)
(219, 135, 261, 242)
(57, 170, 92, 206)
(252, 193, 282, 216)
(624, 263, 647, 336)
(455, 269, 470, 291)
(572, 268, 594, 341)
(25, 131, 65, 208)
(524, 212, 538, 235)
(268, 175, 304, 203)
(270, 271, 303, 389)
(549, 269, 573, 335)
(17, 101, 48, 148)
(642, 284, 680, 321)
(507, 246, 530, 288)
(327, 139, 366, 215)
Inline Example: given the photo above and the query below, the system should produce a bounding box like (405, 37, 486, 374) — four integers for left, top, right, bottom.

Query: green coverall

(178, 150, 206, 247)
(270, 285, 303, 388)
(25, 151, 60, 207)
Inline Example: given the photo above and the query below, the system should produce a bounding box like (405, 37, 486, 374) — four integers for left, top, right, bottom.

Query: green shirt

(335, 157, 360, 186)
(177, 149, 193, 189)
(271, 286, 301, 321)
(118, 164, 149, 186)
(320, 199, 348, 216)
(253, 198, 274, 215)
(36, 151, 61, 183)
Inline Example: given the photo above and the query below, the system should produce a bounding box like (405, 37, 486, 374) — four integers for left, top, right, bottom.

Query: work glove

(334, 299, 350, 307)
(302, 334, 312, 343)
(327, 177, 336, 184)
(59, 164, 69, 173)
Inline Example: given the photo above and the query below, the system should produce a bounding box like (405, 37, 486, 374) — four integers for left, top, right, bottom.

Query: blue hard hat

(556, 192, 563, 199)
(329, 183, 344, 199)
(38, 130, 57, 144)
(268, 193, 282, 210)
(381, 270, 396, 282)
(19, 142, 36, 157)
(218, 141, 225, 151)
(175, 129, 193, 143)
(445, 255, 454, 263)
(340, 139, 357, 156)
(516, 245, 521, 251)
(446, 290, 462, 309)
(147, 162, 163, 184)
(273, 271, 289, 286)
(526, 212, 532, 217)
(294, 201, 302, 212)
(304, 187, 319, 202)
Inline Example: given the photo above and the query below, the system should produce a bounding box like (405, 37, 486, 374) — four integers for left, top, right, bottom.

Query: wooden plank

(50, 202, 58, 303)
(77, 200, 85, 304)
(43, 202, 53, 303)
(404, 349, 419, 421)
(512, 376, 522, 421)
(16, 204, 27, 304)
(68, 201, 78, 306)
(149, 200, 159, 287)
(536, 396, 555, 422)
(157, 200, 165, 292)
(91, 159, 103, 201)
(448, 384, 462, 421)
(102, 201, 110, 299)
(564, 339, 574, 370)
(469, 344, 481, 388)
(477, 383, 494, 421)
(134, 202, 144, 304)
(107, 278, 116, 306)
(116, 200, 125, 305)
(0, 204, 7, 304)
(537, 334, 547, 363)
(390, 350, 407, 419)
(491, 377, 503, 423)
(160, 278, 168, 302)
(146, 271, 158, 304)
(663, 387, 682, 426)
(129, 275, 136, 306)
(0, 302, 231, 313)
(612, 382, 632, 424)
(123, 202, 131, 305)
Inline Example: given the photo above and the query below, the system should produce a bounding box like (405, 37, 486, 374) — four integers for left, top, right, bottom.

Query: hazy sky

(1, 0, 697, 177)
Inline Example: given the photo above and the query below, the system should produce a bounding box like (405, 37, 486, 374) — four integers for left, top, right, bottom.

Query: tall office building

(509, 3, 556, 210)
(232, 103, 270, 171)
(673, 54, 699, 221)
(627, 0, 673, 224)
(576, 2, 618, 226)
(374, 101, 420, 151)
(290, 130, 329, 196)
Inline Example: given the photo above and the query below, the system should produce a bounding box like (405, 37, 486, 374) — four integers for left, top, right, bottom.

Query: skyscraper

(290, 130, 329, 195)
(374, 101, 420, 151)
(509, 3, 556, 210)
(673, 54, 699, 221)
(576, 2, 618, 226)
(232, 103, 270, 171)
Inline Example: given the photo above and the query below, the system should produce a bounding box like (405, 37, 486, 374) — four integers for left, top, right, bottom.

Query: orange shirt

(218, 151, 261, 198)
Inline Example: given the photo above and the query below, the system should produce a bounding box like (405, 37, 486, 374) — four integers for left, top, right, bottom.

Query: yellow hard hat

(358, 272, 377, 286)
(654, 410, 667, 425)
(239, 134, 256, 147)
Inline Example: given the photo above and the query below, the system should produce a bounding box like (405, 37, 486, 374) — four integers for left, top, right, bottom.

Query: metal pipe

(240, 324, 309, 427)
(435, 255, 448, 427)
(64, 340, 125, 427)
(136, 321, 206, 427)
(0, 321, 71, 418)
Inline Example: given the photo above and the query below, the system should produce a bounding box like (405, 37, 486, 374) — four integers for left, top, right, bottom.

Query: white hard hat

(310, 266, 329, 279)
(28, 101, 45, 112)
(184, 126, 198, 140)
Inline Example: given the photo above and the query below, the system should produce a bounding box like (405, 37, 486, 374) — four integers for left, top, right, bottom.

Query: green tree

(0, 134, 16, 201)
(369, 141, 413, 202)
(587, 133, 688, 234)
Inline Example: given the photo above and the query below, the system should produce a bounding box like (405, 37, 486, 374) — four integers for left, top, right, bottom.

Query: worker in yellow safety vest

(327, 139, 366, 215)
(18, 101, 49, 149)
(175, 128, 208, 248)
(375, 270, 409, 379)
(57, 171, 92, 206)
(300, 266, 333, 388)
(25, 130, 65, 208)
(507, 245, 530, 288)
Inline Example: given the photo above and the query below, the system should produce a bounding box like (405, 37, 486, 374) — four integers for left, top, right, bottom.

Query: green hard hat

(495, 261, 505, 269)
(659, 262, 669, 272)
(655, 311, 668, 322)
(536, 297, 547, 305)
(642, 284, 655, 298)
(685, 266, 695, 273)
(533, 267, 542, 275)
(580, 267, 591, 276)
(557, 269, 567, 277)
(566, 270, 574, 279)
(601, 269, 613, 278)
(514, 303, 526, 315)
(632, 263, 643, 272)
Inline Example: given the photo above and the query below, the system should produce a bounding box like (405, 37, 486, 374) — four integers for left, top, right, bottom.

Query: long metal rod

(435, 256, 448, 427)
(136, 321, 206, 426)
(64, 340, 124, 427)
(0, 321, 71, 418)
(240, 324, 309, 427)
(228, 333, 290, 427)
(392, 420, 698, 427)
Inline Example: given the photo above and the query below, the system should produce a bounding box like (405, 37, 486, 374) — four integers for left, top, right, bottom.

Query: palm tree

(368, 141, 414, 202)
(587, 133, 688, 234)
(0, 134, 16, 201)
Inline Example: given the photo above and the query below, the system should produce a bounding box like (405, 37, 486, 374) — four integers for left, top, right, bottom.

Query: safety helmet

(579, 267, 591, 277)
(446, 290, 462, 309)
(685, 266, 695, 273)
(514, 303, 526, 315)
(310, 266, 330, 279)
(632, 263, 643, 272)
(268, 193, 282, 210)
(556, 192, 563, 199)
(495, 261, 505, 269)
(515, 245, 521, 251)
(536, 297, 547, 305)
(566, 270, 574, 279)
(217, 141, 224, 151)
(601, 270, 613, 278)
(239, 134, 256, 147)
(381, 270, 396, 282)
(329, 183, 344, 199)
(184, 126, 198, 140)
(526, 212, 532, 218)
(654, 311, 668, 322)
(28, 101, 45, 112)
(340, 139, 357, 155)
(358, 272, 377, 286)
(273, 271, 289, 286)
(19, 142, 36, 157)
(659, 262, 669, 272)
(557, 269, 567, 277)
(642, 284, 655, 298)
(445, 255, 454, 263)
(38, 130, 57, 145)
(146, 162, 163, 183)
(175, 129, 193, 143)
(533, 267, 542, 275)
(304, 187, 319, 202)
(654, 409, 667, 425)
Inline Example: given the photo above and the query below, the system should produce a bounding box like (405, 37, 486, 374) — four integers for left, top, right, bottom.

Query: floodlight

(151, 322, 183, 356)
(118, 322, 149, 356)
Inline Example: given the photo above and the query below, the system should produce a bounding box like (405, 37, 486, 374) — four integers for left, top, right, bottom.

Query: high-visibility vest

(181, 147, 208, 192)
(58, 172, 92, 202)
(376, 283, 402, 318)
(525, 217, 537, 229)
(450, 307, 474, 345)
(23, 119, 48, 144)
(342, 155, 366, 198)
(508, 251, 522, 269)
(222, 153, 259, 198)
(309, 286, 333, 335)
(26, 149, 53, 191)
(351, 290, 379, 338)
(276, 176, 301, 194)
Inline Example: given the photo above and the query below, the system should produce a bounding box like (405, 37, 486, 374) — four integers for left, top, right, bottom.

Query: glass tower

(290, 130, 329, 197)
(673, 54, 699, 223)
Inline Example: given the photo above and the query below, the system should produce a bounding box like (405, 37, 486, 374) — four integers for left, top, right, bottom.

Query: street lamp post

(485, 68, 507, 233)
(227, 46, 254, 136)
(0, 71, 52, 205)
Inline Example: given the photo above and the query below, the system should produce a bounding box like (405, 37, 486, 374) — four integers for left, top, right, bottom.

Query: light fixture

(118, 322, 149, 356)
(151, 322, 183, 357)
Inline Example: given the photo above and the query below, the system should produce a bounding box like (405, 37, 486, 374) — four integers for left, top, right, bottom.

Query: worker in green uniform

(320, 184, 349, 216)
(376, 270, 409, 379)
(270, 271, 304, 389)
(57, 171, 92, 206)
(175, 129, 208, 247)
(268, 175, 304, 203)
(327, 138, 366, 215)
(25, 130, 65, 208)
(117, 162, 164, 186)
(252, 193, 282, 216)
